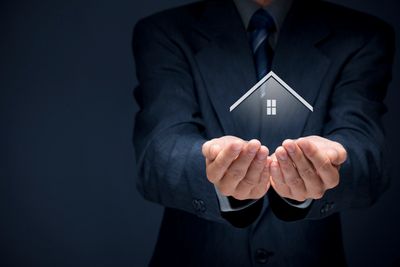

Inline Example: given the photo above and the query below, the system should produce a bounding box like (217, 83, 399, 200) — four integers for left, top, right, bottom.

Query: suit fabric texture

(132, 0, 395, 266)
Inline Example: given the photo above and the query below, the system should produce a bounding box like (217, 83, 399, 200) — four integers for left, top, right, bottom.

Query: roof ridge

(229, 71, 313, 112)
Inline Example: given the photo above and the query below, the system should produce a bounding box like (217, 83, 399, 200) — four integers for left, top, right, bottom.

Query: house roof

(229, 71, 314, 112)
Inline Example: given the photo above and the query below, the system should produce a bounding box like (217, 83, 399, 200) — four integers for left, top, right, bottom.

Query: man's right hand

(202, 136, 271, 200)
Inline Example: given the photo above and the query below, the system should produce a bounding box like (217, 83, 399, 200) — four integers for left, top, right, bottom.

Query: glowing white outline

(229, 71, 314, 112)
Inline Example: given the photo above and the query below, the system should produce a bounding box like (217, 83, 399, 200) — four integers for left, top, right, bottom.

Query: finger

(202, 139, 222, 161)
(234, 145, 269, 198)
(330, 142, 347, 166)
(283, 139, 325, 199)
(326, 148, 338, 165)
(249, 159, 272, 199)
(209, 144, 222, 161)
(218, 139, 261, 195)
(206, 141, 243, 183)
(270, 160, 291, 198)
(242, 145, 269, 185)
(296, 138, 339, 189)
(202, 140, 210, 158)
(203, 140, 214, 167)
(276, 146, 307, 200)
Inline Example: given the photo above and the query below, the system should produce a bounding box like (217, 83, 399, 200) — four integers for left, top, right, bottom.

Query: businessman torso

(133, 0, 394, 266)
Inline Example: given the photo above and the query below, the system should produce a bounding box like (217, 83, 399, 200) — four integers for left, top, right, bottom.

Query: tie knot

(248, 9, 276, 33)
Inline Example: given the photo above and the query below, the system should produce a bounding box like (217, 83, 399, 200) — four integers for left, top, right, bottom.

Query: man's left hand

(269, 135, 347, 202)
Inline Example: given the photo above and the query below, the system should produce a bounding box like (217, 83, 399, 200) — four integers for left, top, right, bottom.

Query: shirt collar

(232, 0, 293, 33)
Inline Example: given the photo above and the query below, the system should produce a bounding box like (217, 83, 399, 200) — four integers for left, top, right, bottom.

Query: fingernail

(232, 142, 242, 152)
(211, 144, 220, 154)
(278, 151, 287, 161)
(249, 146, 258, 154)
(257, 152, 267, 160)
(286, 143, 295, 154)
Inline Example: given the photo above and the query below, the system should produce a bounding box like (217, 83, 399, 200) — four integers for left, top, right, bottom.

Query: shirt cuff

(282, 197, 313, 209)
(214, 186, 258, 212)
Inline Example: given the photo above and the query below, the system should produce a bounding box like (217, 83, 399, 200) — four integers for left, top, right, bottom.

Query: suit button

(255, 248, 273, 264)
(192, 199, 206, 213)
(320, 202, 334, 215)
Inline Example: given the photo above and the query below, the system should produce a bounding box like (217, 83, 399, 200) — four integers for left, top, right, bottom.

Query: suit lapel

(271, 0, 331, 139)
(193, 0, 257, 136)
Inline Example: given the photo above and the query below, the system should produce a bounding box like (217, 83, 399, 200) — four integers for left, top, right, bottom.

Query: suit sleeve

(132, 18, 262, 226)
(269, 24, 396, 221)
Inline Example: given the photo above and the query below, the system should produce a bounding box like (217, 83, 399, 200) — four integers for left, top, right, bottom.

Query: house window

(266, 99, 276, 115)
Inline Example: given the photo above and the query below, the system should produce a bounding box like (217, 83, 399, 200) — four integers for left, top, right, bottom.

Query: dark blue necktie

(248, 9, 276, 80)
(247, 9, 276, 149)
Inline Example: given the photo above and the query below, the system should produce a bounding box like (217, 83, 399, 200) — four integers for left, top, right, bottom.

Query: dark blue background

(1, 1, 399, 266)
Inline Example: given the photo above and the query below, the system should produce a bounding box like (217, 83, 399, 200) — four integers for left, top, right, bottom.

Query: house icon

(229, 71, 313, 148)
(230, 71, 313, 114)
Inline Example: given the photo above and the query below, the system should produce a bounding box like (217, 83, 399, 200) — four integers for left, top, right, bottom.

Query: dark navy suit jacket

(132, 0, 395, 266)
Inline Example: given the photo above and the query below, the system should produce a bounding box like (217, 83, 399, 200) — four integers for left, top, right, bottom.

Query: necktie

(248, 10, 276, 148)
(248, 9, 276, 80)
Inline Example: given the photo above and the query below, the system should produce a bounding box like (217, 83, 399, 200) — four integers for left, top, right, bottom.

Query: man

(132, 0, 395, 266)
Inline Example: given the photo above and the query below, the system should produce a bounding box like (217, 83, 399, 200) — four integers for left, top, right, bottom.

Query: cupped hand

(202, 136, 272, 200)
(269, 135, 347, 202)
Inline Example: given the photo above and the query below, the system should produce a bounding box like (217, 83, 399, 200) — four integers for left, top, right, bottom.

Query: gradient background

(0, 0, 399, 266)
